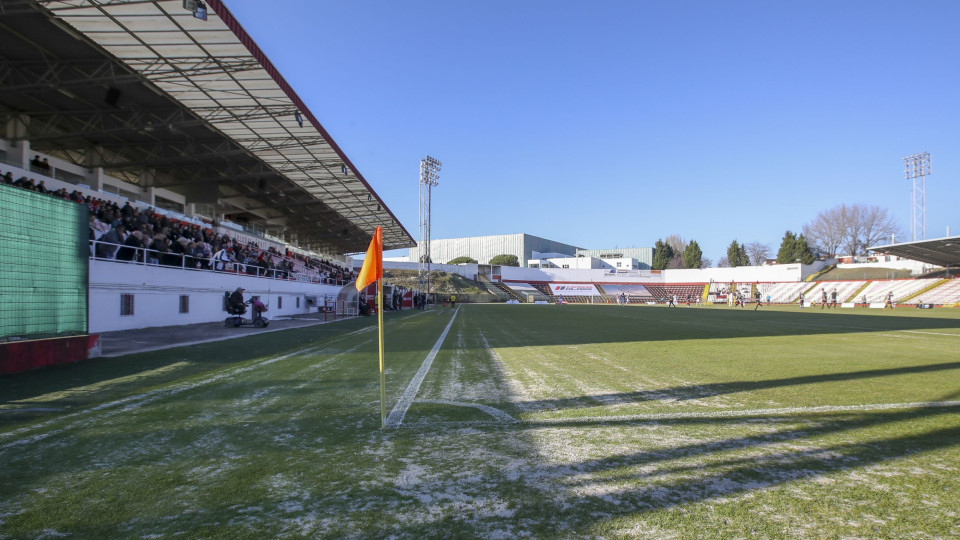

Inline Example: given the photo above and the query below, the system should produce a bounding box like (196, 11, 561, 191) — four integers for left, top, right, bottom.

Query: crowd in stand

(3, 166, 356, 285)
(3, 168, 87, 203)
(89, 202, 356, 284)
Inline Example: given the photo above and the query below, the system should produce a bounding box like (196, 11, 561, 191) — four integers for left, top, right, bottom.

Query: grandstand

(0, 0, 414, 373)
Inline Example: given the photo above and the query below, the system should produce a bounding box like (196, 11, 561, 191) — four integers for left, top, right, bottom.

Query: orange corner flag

(355, 226, 382, 291)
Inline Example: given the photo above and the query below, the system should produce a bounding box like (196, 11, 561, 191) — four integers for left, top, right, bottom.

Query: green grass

(2, 304, 960, 538)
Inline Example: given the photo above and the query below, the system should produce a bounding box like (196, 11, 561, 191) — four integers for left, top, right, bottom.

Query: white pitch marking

(416, 399, 517, 423)
(527, 400, 960, 425)
(385, 307, 460, 428)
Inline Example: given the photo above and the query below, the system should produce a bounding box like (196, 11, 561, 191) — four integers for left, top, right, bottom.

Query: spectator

(228, 287, 246, 314)
(116, 230, 144, 261)
(250, 295, 267, 319)
(212, 246, 233, 271)
(96, 224, 124, 259)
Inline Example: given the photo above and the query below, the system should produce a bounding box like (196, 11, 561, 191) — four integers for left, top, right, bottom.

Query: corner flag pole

(377, 277, 386, 428)
(355, 226, 385, 428)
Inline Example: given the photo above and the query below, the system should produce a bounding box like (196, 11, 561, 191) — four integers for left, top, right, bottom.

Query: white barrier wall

(502, 267, 632, 283)
(89, 260, 344, 332)
(664, 264, 812, 283)
(501, 262, 815, 284)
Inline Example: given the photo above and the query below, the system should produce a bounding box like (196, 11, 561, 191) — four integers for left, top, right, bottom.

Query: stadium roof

(0, 0, 415, 253)
(869, 236, 960, 267)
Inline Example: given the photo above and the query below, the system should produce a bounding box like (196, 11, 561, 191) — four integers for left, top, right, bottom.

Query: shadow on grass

(4, 304, 955, 421)
(0, 309, 445, 429)
(0, 321, 372, 425)
(465, 303, 960, 349)
(510, 360, 960, 413)
(515, 405, 960, 533)
(386, 405, 960, 537)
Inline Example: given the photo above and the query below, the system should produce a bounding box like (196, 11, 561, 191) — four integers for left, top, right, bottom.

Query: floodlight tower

(418, 156, 441, 305)
(903, 152, 931, 241)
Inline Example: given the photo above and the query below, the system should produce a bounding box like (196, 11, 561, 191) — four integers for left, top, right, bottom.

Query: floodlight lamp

(294, 111, 303, 127)
(183, 0, 198, 11)
(194, 0, 207, 20)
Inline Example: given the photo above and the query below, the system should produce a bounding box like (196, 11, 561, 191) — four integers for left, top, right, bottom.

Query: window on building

(179, 295, 189, 314)
(120, 294, 134, 316)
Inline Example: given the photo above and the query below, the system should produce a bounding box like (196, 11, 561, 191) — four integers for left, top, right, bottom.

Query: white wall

(503, 267, 647, 283)
(501, 262, 816, 285)
(89, 260, 345, 332)
(664, 264, 810, 283)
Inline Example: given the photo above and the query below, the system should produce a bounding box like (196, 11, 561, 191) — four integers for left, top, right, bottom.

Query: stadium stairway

(595, 284, 611, 303)
(845, 282, 872, 303)
(806, 264, 836, 282)
(477, 275, 520, 302)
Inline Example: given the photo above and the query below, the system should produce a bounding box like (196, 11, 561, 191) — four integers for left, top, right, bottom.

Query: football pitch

(2, 304, 960, 538)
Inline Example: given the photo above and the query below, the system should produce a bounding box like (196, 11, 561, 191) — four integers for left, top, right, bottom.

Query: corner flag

(356, 227, 382, 291)
(356, 227, 387, 428)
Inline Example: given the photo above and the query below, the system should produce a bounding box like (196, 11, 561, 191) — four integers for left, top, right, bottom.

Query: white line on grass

(415, 399, 516, 423)
(384, 307, 460, 428)
(527, 400, 960, 425)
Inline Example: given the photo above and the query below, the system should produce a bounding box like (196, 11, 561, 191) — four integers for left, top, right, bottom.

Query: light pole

(418, 156, 441, 307)
(903, 152, 931, 242)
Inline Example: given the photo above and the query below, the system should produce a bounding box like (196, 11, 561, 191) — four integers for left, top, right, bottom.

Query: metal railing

(88, 238, 353, 286)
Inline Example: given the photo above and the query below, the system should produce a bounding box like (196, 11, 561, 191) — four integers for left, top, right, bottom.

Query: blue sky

(222, 0, 958, 263)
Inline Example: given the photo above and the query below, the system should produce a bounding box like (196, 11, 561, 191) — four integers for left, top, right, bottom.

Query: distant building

(529, 252, 646, 271)
(575, 247, 653, 269)
(409, 233, 582, 268)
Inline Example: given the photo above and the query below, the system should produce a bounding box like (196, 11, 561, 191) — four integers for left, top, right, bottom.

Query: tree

(447, 256, 478, 264)
(804, 203, 901, 257)
(858, 205, 901, 254)
(776, 231, 798, 263)
(802, 206, 845, 257)
(726, 240, 748, 267)
(488, 254, 519, 267)
(652, 239, 674, 270)
(682, 240, 703, 269)
(716, 256, 730, 268)
(794, 234, 815, 264)
(664, 234, 687, 269)
(745, 241, 770, 266)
